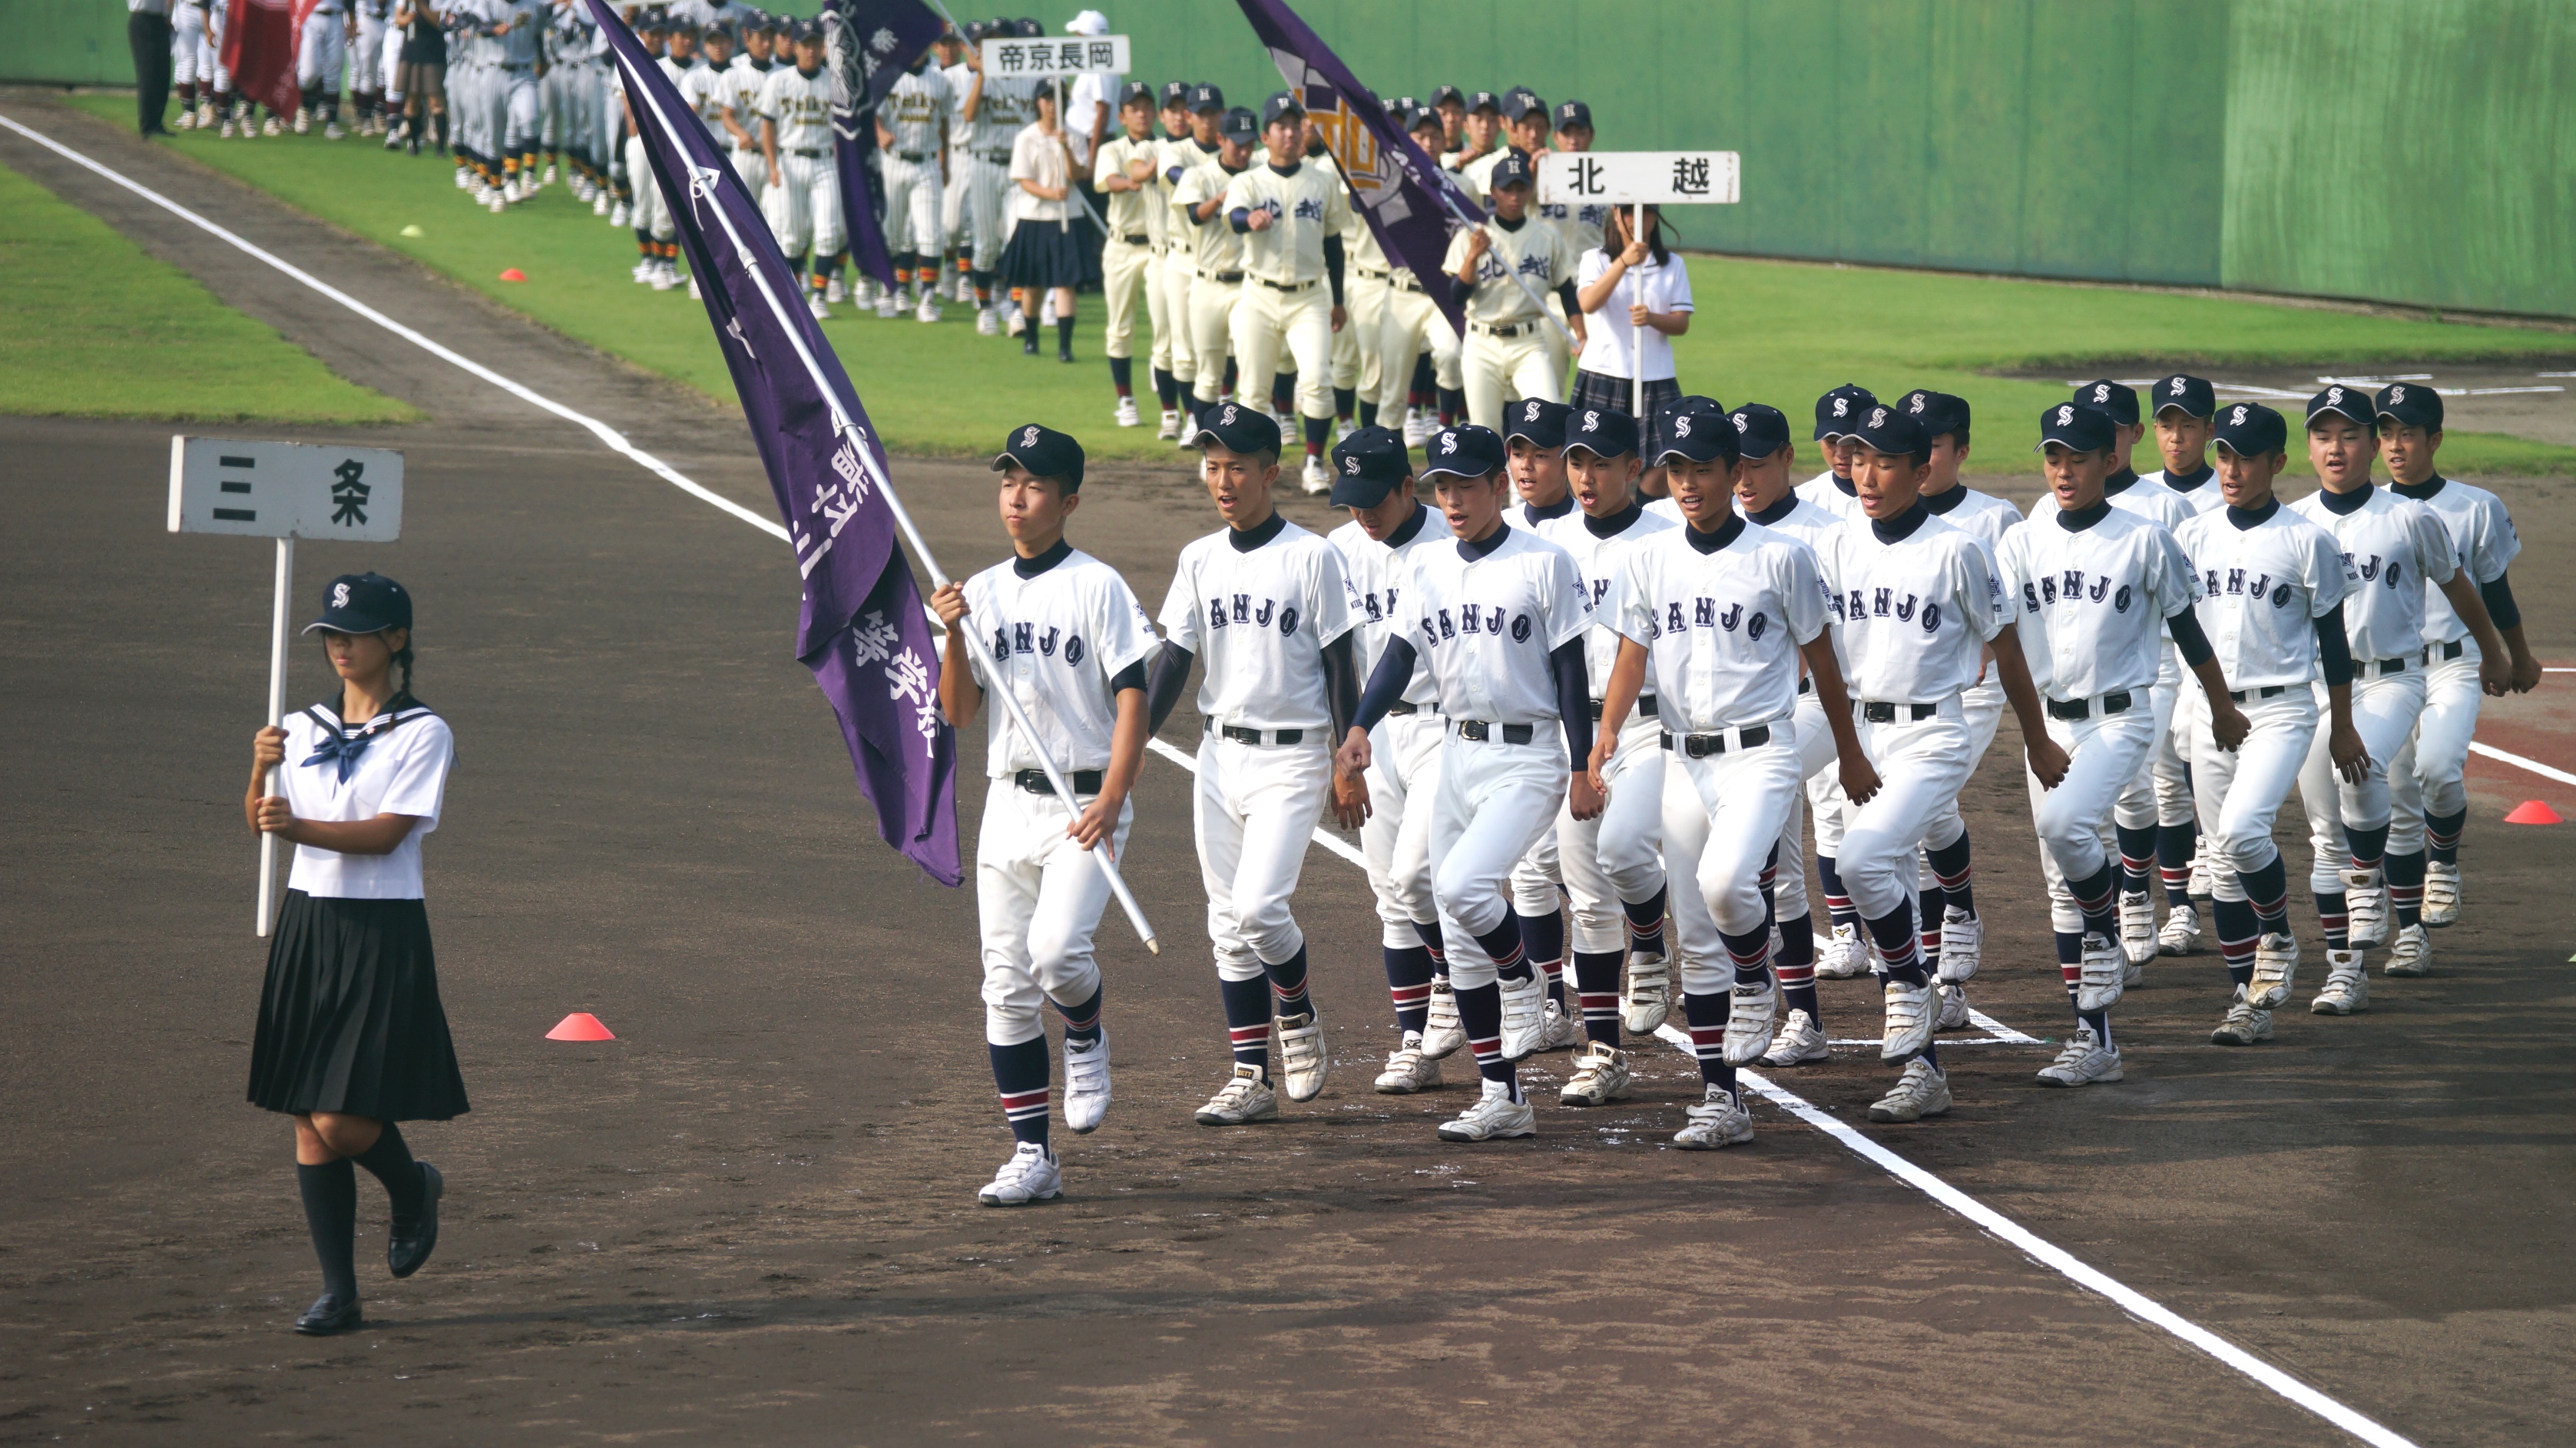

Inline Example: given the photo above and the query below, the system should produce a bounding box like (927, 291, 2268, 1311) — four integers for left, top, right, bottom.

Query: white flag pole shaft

(624, 55, 1159, 954)
(1628, 203, 1644, 422)
(256, 535, 293, 938)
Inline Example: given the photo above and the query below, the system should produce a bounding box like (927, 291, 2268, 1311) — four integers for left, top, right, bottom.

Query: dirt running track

(4, 93, 2574, 1446)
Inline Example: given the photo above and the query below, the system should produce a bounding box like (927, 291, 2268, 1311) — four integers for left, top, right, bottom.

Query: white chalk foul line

(2469, 740, 2576, 788)
(2, 111, 2422, 1448)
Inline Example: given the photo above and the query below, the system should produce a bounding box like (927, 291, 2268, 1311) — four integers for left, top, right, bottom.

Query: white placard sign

(978, 34, 1129, 79)
(167, 436, 405, 542)
(1537, 150, 1742, 207)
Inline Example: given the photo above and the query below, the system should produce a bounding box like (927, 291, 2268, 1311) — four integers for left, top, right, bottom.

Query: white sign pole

(1630, 202, 1645, 423)
(258, 536, 294, 937)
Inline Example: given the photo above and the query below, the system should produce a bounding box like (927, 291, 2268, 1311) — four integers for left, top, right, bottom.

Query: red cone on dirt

(498, 267, 528, 282)
(2505, 800, 2562, 825)
(546, 1012, 616, 1041)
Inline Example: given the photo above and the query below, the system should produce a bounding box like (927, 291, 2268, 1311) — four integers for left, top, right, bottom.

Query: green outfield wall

(11, 0, 2568, 316)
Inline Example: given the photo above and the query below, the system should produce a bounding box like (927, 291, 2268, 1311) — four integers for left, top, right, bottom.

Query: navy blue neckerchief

(301, 701, 437, 784)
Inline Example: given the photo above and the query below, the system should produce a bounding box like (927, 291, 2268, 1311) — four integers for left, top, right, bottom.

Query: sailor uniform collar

(300, 700, 437, 784)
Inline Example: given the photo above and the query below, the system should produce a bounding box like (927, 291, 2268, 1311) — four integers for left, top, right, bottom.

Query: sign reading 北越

(978, 33, 1128, 78)
(167, 436, 405, 542)
(1537, 151, 1741, 207)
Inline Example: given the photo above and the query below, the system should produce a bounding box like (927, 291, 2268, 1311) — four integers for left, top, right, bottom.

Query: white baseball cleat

(1674, 1082, 1755, 1149)
(593, 191, 612, 217)
(876, 295, 902, 320)
(1620, 950, 1670, 1033)
(1373, 1035, 1442, 1094)
(262, 115, 282, 136)
(1062, 1034, 1111, 1132)
(1867, 1059, 1952, 1122)
(2119, 892, 2158, 966)
(1194, 1063, 1278, 1125)
(1436, 1079, 1536, 1142)
(1497, 972, 1548, 1060)
(1114, 396, 1141, 428)
(2250, 932, 2300, 1009)
(1536, 997, 1581, 1052)
(2422, 860, 2462, 927)
(1935, 980, 1970, 1030)
(219, 117, 237, 138)
(2158, 904, 2202, 956)
(1157, 409, 1180, 441)
(820, 275, 844, 303)
(2037, 1025, 2122, 1087)
(610, 201, 631, 227)
(488, 191, 508, 214)
(915, 296, 941, 324)
(1937, 908, 1982, 982)
(632, 259, 656, 284)
(2210, 992, 2273, 1046)
(294, 110, 311, 134)
(1760, 1009, 1828, 1066)
(977, 1142, 1062, 1206)
(1421, 980, 1465, 1059)
(1557, 1041, 1631, 1107)
(1880, 978, 1935, 1062)
(2310, 953, 2369, 1014)
(2342, 867, 2386, 947)
(1300, 454, 1331, 494)
(649, 262, 679, 290)
(975, 306, 1001, 336)
(324, 121, 344, 141)
(1004, 303, 1026, 336)
(541, 162, 558, 185)
(850, 277, 875, 307)
(1814, 923, 1867, 979)
(2382, 923, 2434, 977)
(1723, 979, 1776, 1065)
(806, 296, 830, 321)
(1275, 1011, 1329, 1102)
(1333, 416, 1356, 444)
(2188, 853, 2213, 899)
(2076, 932, 2125, 1013)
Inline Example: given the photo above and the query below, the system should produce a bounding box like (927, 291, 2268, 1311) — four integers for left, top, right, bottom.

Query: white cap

(1065, 8, 1108, 35)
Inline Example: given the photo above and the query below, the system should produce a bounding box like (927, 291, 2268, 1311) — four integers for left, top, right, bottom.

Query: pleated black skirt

(999, 215, 1095, 291)
(248, 891, 469, 1122)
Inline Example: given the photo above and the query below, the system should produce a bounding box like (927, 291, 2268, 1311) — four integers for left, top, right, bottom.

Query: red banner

(221, 0, 304, 117)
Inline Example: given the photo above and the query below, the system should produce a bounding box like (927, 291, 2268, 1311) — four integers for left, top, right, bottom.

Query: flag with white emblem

(823, 0, 947, 293)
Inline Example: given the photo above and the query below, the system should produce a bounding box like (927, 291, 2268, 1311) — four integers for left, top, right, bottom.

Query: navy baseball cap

(2375, 381, 2444, 432)
(1406, 106, 1441, 136)
(2150, 373, 2216, 419)
(638, 10, 668, 29)
(1260, 91, 1305, 128)
(1555, 99, 1591, 130)
(1160, 80, 1190, 108)
(1898, 388, 1971, 442)
(1504, 397, 1569, 448)
(992, 422, 1085, 489)
(2035, 402, 2117, 453)
(1468, 90, 1502, 114)
(1503, 91, 1546, 123)
(1847, 401, 1929, 461)
(669, 20, 700, 38)
(1015, 16, 1043, 38)
(1329, 426, 1412, 507)
(1488, 150, 1533, 190)
(1430, 84, 1465, 108)
(2071, 379, 2140, 427)
(1565, 406, 1639, 459)
(1654, 403, 1741, 466)
(1187, 83, 1223, 112)
(1813, 383, 1877, 441)
(1194, 399, 1281, 456)
(1218, 106, 1257, 143)
(2306, 383, 2374, 430)
(2212, 401, 2289, 457)
(1729, 403, 1792, 461)
(305, 572, 412, 635)
(1119, 81, 1154, 107)
(1420, 423, 1508, 481)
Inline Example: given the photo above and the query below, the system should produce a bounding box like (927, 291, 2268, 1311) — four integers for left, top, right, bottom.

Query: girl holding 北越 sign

(1572, 204, 1694, 488)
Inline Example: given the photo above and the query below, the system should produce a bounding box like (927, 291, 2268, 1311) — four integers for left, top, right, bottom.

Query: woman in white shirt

(1572, 204, 1694, 458)
(244, 572, 463, 1337)
(999, 83, 1091, 363)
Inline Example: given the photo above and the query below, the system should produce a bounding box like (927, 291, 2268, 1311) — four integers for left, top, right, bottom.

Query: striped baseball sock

(1264, 944, 1314, 1023)
(2115, 824, 2159, 896)
(1382, 945, 1434, 1035)
(2346, 823, 2389, 888)
(1816, 855, 1861, 935)
(1927, 832, 1975, 919)
(1518, 908, 1565, 1004)
(1412, 916, 1447, 978)
(1054, 984, 1102, 1049)
(1680, 989, 1735, 1091)
(1621, 887, 1668, 959)
(1454, 980, 1518, 1097)
(1916, 883, 1945, 976)
(2242, 854, 2292, 935)
(2071, 861, 2121, 939)
(1475, 917, 1534, 984)
(2427, 808, 2466, 866)
(2157, 823, 2197, 908)
(2383, 850, 2426, 927)
(1774, 910, 1819, 1021)
(1571, 949, 1622, 1045)
(1862, 903, 1927, 986)
(2316, 890, 2350, 950)
(988, 1038, 1051, 1148)
(1219, 975, 1273, 1077)
(2212, 898, 2260, 987)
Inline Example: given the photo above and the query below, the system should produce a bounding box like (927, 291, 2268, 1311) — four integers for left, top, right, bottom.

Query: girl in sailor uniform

(243, 572, 464, 1336)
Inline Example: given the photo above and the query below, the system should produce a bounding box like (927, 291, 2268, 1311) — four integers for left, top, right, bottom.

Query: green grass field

(62, 94, 2576, 470)
(0, 157, 416, 424)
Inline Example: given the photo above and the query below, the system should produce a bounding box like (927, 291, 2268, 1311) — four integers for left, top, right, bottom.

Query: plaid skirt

(1571, 371, 1687, 457)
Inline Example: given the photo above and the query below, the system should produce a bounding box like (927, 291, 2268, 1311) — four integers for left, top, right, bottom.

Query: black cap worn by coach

(992, 422, 1085, 489)
(1555, 99, 1591, 131)
(1218, 106, 1258, 144)
(2306, 383, 2374, 430)
(2376, 381, 2443, 432)
(1188, 82, 1223, 113)
(1847, 402, 1930, 462)
(1729, 403, 1792, 460)
(305, 572, 413, 635)
(1655, 404, 1740, 466)
(1897, 388, 1970, 442)
(2150, 373, 2216, 419)
(1194, 399, 1283, 456)
(1261, 91, 1305, 128)
(1329, 426, 1412, 507)
(1813, 383, 1876, 441)
(1566, 406, 1640, 459)
(2212, 401, 2289, 458)
(2071, 379, 2140, 427)
(1421, 423, 1508, 480)
(2035, 401, 2117, 453)
(1504, 397, 1568, 448)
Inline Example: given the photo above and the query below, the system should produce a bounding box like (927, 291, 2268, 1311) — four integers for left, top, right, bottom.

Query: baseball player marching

(1094, 82, 1169, 427)
(1445, 151, 1584, 432)
(1224, 92, 1355, 493)
(757, 23, 847, 316)
(2136, 375, 2229, 953)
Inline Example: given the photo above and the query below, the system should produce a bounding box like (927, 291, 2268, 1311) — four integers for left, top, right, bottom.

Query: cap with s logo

(2151, 374, 2216, 419)
(2373, 380, 2444, 432)
(1727, 403, 1792, 461)
(1896, 389, 1970, 442)
(1419, 423, 1507, 480)
(992, 422, 1086, 490)
(1327, 425, 1412, 507)
(1192, 400, 1282, 456)
(304, 571, 412, 635)
(2070, 379, 2140, 427)
(1847, 403, 1930, 460)
(2212, 401, 2289, 458)
(2306, 384, 2375, 430)
(1813, 383, 1878, 441)
(1654, 398, 1742, 466)
(2035, 402, 2117, 453)
(1565, 407, 1638, 459)
(1502, 397, 1568, 449)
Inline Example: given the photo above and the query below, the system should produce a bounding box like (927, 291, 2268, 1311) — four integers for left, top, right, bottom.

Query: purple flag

(824, 0, 946, 293)
(591, 0, 962, 886)
(1233, 0, 1484, 337)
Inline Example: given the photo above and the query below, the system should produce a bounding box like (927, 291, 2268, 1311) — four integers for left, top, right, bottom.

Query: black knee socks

(352, 1122, 425, 1221)
(1056, 316, 1075, 356)
(297, 1159, 360, 1303)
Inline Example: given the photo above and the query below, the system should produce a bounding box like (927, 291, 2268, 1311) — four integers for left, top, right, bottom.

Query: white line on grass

(0, 111, 2425, 1448)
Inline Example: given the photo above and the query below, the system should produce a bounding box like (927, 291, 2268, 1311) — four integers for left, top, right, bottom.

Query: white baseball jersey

(1919, 484, 2018, 555)
(970, 75, 1035, 152)
(2101, 472, 2196, 533)
(1796, 470, 1862, 521)
(277, 704, 454, 900)
(1738, 493, 1842, 553)
(2396, 476, 2519, 644)
(941, 59, 975, 144)
(1612, 519, 1829, 731)
(681, 60, 733, 141)
(1443, 215, 1578, 328)
(725, 54, 769, 131)
(1997, 505, 2198, 700)
(879, 65, 949, 154)
(2141, 464, 2225, 515)
(1816, 509, 2015, 704)
(1329, 504, 1442, 708)
(2288, 485, 2459, 662)
(757, 62, 836, 152)
(1399, 525, 1591, 725)
(963, 546, 1157, 778)
(2174, 501, 2355, 689)
(1536, 503, 1677, 698)
(1158, 515, 1357, 732)
(1221, 160, 1353, 288)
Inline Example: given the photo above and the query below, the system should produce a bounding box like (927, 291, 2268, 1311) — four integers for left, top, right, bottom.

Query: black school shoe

(294, 1293, 364, 1335)
(388, 1162, 443, 1279)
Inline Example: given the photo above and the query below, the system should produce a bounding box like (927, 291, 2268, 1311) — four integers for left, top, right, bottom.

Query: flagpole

(621, 41, 1161, 954)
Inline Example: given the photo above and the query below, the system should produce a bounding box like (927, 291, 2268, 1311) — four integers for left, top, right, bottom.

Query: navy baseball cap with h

(2212, 401, 2289, 457)
(1187, 82, 1223, 113)
(1328, 426, 1412, 507)
(992, 422, 1085, 489)
(1813, 383, 1877, 441)
(1218, 106, 1258, 143)
(2306, 383, 2374, 430)
(1488, 150, 1534, 191)
(1260, 91, 1305, 128)
(1160, 80, 1190, 108)
(2071, 379, 2140, 427)
(2036, 402, 2117, 453)
(2151, 373, 2216, 419)
(1555, 99, 1591, 130)
(1420, 423, 1507, 480)
(1504, 397, 1568, 449)
(2376, 381, 2443, 432)
(1729, 403, 1792, 461)
(306, 572, 412, 635)
(1566, 406, 1639, 459)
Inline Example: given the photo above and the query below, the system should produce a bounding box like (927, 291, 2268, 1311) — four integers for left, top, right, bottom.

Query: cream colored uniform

(963, 75, 1035, 273)
(1173, 160, 1250, 406)
(1445, 215, 1578, 429)
(1223, 157, 1353, 423)
(1155, 133, 1212, 385)
(939, 58, 975, 254)
(1094, 129, 1167, 364)
(1309, 149, 1370, 399)
(722, 55, 770, 202)
(757, 61, 844, 260)
(1374, 253, 1461, 418)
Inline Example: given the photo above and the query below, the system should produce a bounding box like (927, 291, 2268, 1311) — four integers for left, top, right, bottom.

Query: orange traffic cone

(546, 1012, 616, 1041)
(2504, 800, 2562, 825)
(498, 267, 528, 282)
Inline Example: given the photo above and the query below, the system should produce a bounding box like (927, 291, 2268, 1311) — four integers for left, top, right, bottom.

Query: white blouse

(276, 704, 454, 900)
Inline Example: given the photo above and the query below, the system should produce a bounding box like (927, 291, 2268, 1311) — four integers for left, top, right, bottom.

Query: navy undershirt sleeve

(1551, 639, 1594, 766)
(1146, 644, 1194, 733)
(1323, 234, 1345, 306)
(1321, 632, 1359, 740)
(2314, 601, 2355, 687)
(2479, 572, 2521, 631)
(2166, 608, 2214, 669)
(1352, 638, 1415, 734)
(1108, 658, 1147, 696)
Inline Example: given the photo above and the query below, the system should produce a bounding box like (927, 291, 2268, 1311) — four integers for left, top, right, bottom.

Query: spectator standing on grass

(130, 0, 177, 138)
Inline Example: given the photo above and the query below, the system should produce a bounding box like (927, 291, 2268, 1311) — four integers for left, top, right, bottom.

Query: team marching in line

(938, 373, 2538, 1206)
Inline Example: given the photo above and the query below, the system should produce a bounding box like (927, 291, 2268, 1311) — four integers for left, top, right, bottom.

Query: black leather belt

(1798, 677, 1813, 696)
(1357, 267, 1392, 282)
(1859, 701, 1939, 723)
(1209, 720, 1304, 746)
(790, 147, 824, 157)
(2372, 657, 2409, 675)
(1200, 269, 1244, 283)
(1589, 695, 1657, 721)
(976, 149, 1012, 163)
(1015, 767, 1102, 796)
(2047, 689, 2133, 721)
(2228, 685, 2291, 703)
(1257, 277, 1319, 293)
(2425, 639, 2465, 663)
(1119, 232, 1150, 245)
(1662, 724, 1772, 757)
(1452, 719, 1535, 744)
(1472, 320, 1538, 338)
(896, 149, 929, 163)
(1386, 700, 1440, 717)
(1389, 273, 1425, 293)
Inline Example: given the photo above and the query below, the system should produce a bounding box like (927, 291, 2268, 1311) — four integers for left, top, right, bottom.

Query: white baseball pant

(1343, 269, 1389, 406)
(539, 60, 574, 151)
(502, 69, 539, 154)
(1233, 280, 1336, 422)
(1770, 685, 1839, 923)
(379, 18, 402, 101)
(627, 134, 676, 240)
(964, 154, 1012, 272)
(1463, 323, 1559, 431)
(1375, 281, 1460, 417)
(1836, 698, 1973, 924)
(978, 780, 1133, 1045)
(353, 12, 383, 94)
(296, 11, 346, 98)
(1159, 244, 1195, 384)
(1187, 276, 1243, 405)
(2390, 644, 2482, 839)
(1101, 235, 1156, 360)
(765, 150, 845, 260)
(1506, 807, 1561, 918)
(1513, 711, 1663, 954)
(1193, 733, 1333, 981)
(730, 141, 767, 204)
(2187, 688, 2316, 900)
(1430, 732, 1568, 989)
(2118, 672, 2184, 828)
(1661, 727, 1806, 996)
(1925, 678, 2004, 854)
(173, 5, 205, 87)
(1330, 275, 1362, 393)
(2294, 668, 2424, 893)
(1359, 711, 1445, 946)
(879, 152, 942, 257)
(2030, 697, 2158, 891)
(942, 157, 973, 255)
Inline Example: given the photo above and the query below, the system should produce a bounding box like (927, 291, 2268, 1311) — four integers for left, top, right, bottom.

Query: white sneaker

(2158, 905, 2202, 956)
(324, 121, 344, 141)
(1674, 1082, 1754, 1149)
(1867, 1059, 1952, 1122)
(1157, 409, 1180, 440)
(2037, 1025, 2122, 1087)
(2423, 860, 2462, 927)
(1193, 1063, 1278, 1125)
(915, 295, 941, 324)
(852, 277, 877, 307)
(2210, 991, 2273, 1046)
(2120, 892, 2158, 966)
(2310, 952, 2369, 1014)
(1004, 303, 1026, 336)
(1815, 923, 1867, 979)
(1402, 408, 1430, 446)
(1760, 1009, 1828, 1066)
(976, 1142, 1062, 1205)
(1422, 979, 1465, 1059)
(1039, 297, 1058, 326)
(807, 296, 830, 320)
(2076, 932, 2124, 1012)
(1373, 1035, 1442, 1094)
(1275, 1010, 1329, 1102)
(822, 276, 846, 304)
(1497, 972, 1548, 1060)
(1557, 1041, 1631, 1107)
(975, 306, 1001, 336)
(1937, 908, 1981, 982)
(2382, 923, 2434, 977)
(294, 110, 311, 134)
(1621, 950, 1670, 1033)
(631, 260, 655, 284)
(1300, 454, 1331, 495)
(1114, 396, 1141, 428)
(1723, 979, 1776, 1065)
(1333, 416, 1356, 444)
(1436, 1079, 1535, 1142)
(2189, 853, 2213, 899)
(876, 295, 902, 320)
(1062, 1033, 1111, 1132)
(593, 191, 612, 217)
(1935, 980, 1970, 1030)
(488, 191, 508, 214)
(2250, 932, 2300, 1009)
(542, 162, 558, 185)
(262, 115, 280, 136)
(219, 117, 237, 138)
(1536, 997, 1582, 1052)
(2342, 867, 2386, 947)
(610, 201, 631, 227)
(649, 262, 680, 290)
(1881, 978, 1934, 1061)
